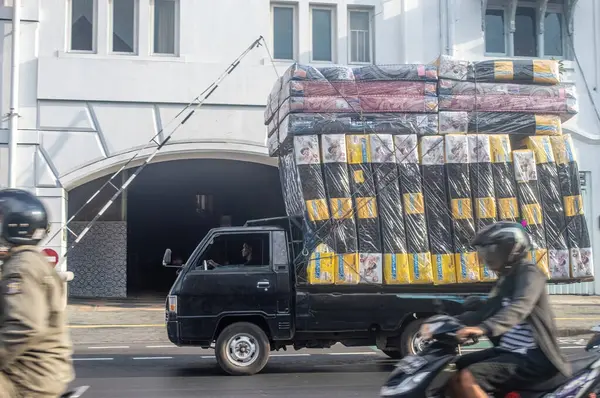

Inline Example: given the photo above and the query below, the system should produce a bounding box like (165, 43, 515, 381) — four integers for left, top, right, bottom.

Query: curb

(556, 328, 592, 337)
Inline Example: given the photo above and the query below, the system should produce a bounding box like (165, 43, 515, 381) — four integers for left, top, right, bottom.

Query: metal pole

(8, 0, 21, 188)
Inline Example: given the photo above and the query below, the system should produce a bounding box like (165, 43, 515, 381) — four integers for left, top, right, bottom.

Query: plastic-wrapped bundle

(439, 111, 563, 136)
(437, 55, 560, 84)
(279, 80, 438, 98)
(467, 135, 498, 281)
(269, 95, 439, 129)
(306, 243, 335, 286)
(352, 64, 438, 81)
(489, 135, 520, 222)
(278, 149, 305, 217)
(320, 134, 360, 285)
(418, 135, 455, 284)
(293, 135, 335, 284)
(394, 135, 433, 283)
(438, 80, 576, 98)
(512, 150, 549, 277)
(438, 94, 577, 118)
(550, 135, 594, 279)
(346, 135, 383, 284)
(271, 113, 439, 146)
(525, 136, 570, 280)
(444, 134, 479, 283)
(369, 134, 411, 285)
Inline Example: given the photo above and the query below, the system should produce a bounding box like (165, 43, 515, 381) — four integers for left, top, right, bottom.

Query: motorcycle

(380, 316, 600, 398)
(61, 386, 90, 398)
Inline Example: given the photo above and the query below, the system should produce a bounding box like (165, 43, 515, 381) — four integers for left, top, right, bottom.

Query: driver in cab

(206, 242, 255, 269)
(422, 222, 570, 398)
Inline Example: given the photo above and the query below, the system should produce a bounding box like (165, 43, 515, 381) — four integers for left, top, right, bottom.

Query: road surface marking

(88, 346, 130, 350)
(133, 357, 173, 360)
(69, 324, 164, 329)
(73, 358, 114, 361)
(328, 352, 379, 356)
(201, 355, 216, 359)
(271, 353, 311, 357)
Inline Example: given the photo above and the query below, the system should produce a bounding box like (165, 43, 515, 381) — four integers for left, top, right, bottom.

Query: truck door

(176, 230, 292, 342)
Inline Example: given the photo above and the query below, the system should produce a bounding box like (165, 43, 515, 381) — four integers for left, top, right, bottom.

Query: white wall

(0, 0, 599, 290)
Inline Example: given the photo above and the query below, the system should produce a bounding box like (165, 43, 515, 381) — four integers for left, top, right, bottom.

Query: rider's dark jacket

(458, 260, 571, 377)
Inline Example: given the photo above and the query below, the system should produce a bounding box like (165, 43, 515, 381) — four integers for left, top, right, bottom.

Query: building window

(152, 0, 178, 55)
(311, 6, 335, 62)
(484, 8, 505, 54)
(484, 2, 565, 58)
(110, 0, 137, 53)
(348, 9, 373, 64)
(69, 0, 96, 52)
(272, 4, 296, 60)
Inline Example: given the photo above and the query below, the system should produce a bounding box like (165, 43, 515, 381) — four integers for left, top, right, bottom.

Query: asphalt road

(70, 339, 591, 398)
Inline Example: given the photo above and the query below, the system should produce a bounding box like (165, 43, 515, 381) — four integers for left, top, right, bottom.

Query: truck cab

(164, 218, 298, 375)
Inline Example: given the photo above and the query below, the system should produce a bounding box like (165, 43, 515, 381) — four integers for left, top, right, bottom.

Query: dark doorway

(125, 158, 285, 296)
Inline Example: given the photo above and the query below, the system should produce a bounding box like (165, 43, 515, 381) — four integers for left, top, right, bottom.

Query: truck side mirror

(162, 248, 172, 266)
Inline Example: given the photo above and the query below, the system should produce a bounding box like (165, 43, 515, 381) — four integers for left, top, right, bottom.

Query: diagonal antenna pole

(54, 36, 264, 270)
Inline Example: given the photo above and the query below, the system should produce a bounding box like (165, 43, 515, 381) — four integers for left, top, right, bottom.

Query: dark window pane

(112, 0, 135, 53)
(350, 11, 371, 63)
(514, 7, 537, 57)
(71, 0, 94, 51)
(153, 0, 176, 54)
(273, 7, 294, 60)
(485, 9, 505, 53)
(544, 12, 563, 56)
(312, 9, 332, 61)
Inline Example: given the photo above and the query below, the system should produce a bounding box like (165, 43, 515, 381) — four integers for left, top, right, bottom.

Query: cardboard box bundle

(265, 57, 592, 286)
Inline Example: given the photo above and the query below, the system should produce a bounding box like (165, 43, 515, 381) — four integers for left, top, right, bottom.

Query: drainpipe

(446, 0, 455, 56)
(439, 0, 448, 55)
(8, 0, 21, 189)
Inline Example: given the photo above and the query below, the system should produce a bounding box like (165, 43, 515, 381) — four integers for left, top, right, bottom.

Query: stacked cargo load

(265, 58, 592, 286)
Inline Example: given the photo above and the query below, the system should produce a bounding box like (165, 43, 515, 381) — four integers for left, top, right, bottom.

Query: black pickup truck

(162, 216, 493, 376)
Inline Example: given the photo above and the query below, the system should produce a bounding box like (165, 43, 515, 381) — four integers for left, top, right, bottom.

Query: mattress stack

(267, 59, 593, 286)
(437, 56, 576, 136)
(550, 135, 594, 279)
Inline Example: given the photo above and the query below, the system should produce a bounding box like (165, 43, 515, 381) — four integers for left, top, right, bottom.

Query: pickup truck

(162, 216, 493, 376)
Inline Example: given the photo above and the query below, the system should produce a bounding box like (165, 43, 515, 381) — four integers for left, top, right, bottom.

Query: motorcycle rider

(0, 189, 74, 397)
(427, 221, 570, 397)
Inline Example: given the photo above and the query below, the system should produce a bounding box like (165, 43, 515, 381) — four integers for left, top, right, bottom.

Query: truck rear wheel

(215, 322, 270, 376)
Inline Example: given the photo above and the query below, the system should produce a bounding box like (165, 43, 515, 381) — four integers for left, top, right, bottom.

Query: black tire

(399, 318, 427, 357)
(215, 322, 270, 376)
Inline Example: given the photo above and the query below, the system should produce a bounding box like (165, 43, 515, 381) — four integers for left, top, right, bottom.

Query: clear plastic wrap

(550, 135, 594, 279)
(369, 134, 412, 284)
(320, 134, 360, 284)
(525, 136, 570, 280)
(444, 135, 479, 283)
(439, 111, 563, 135)
(277, 148, 305, 217)
(293, 135, 335, 284)
(271, 113, 439, 146)
(436, 55, 560, 84)
(438, 94, 577, 117)
(468, 135, 498, 281)
(512, 149, 550, 277)
(346, 134, 383, 284)
(489, 135, 520, 222)
(418, 135, 455, 285)
(266, 63, 439, 126)
(395, 135, 433, 284)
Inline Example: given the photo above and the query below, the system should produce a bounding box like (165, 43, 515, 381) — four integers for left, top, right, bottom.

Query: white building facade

(0, 0, 598, 296)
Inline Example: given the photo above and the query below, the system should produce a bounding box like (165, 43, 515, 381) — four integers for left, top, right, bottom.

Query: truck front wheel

(383, 318, 427, 359)
(215, 322, 270, 376)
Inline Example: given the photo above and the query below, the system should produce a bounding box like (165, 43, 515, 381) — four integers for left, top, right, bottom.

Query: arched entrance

(67, 156, 285, 298)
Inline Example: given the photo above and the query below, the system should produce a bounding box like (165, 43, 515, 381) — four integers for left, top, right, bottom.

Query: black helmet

(472, 221, 531, 270)
(0, 189, 49, 246)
